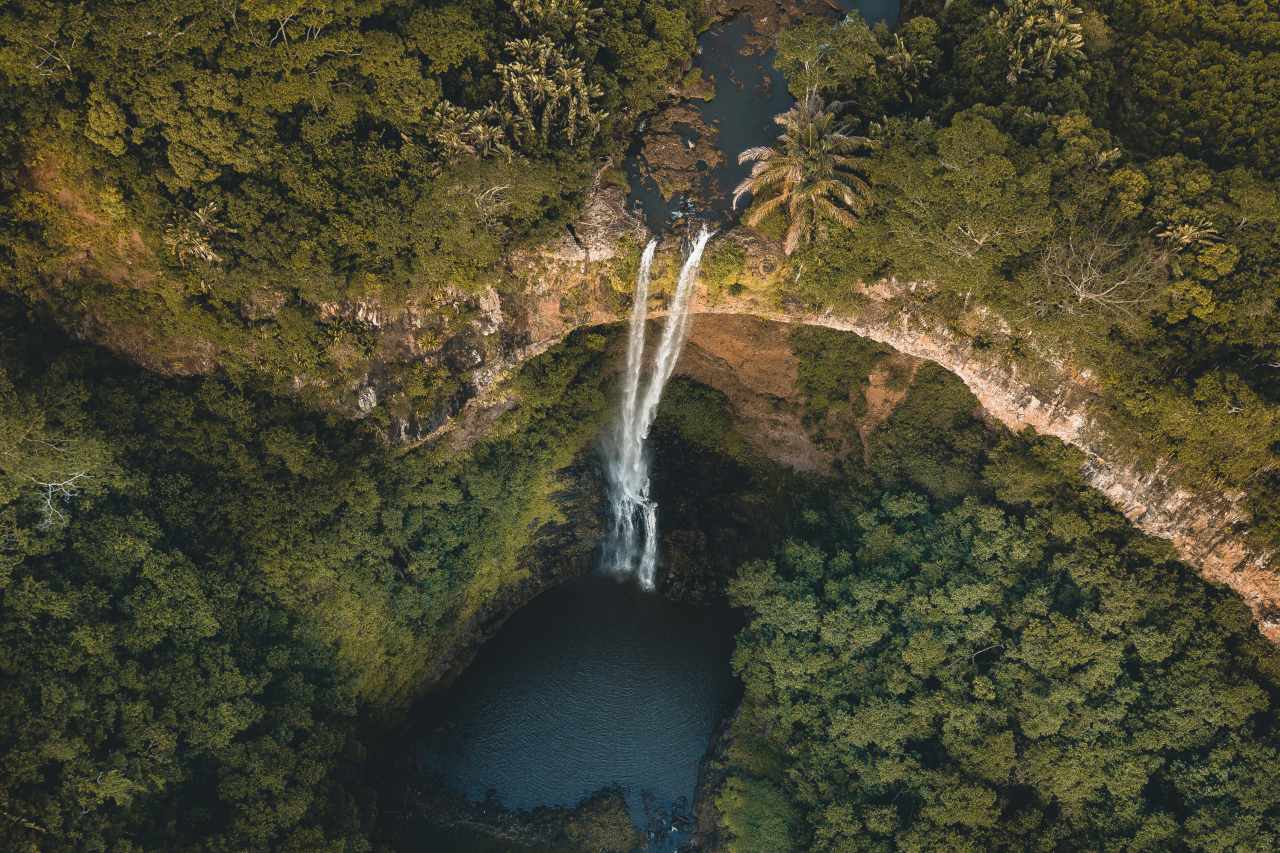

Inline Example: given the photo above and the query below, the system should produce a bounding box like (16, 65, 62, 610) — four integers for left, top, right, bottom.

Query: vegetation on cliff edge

(715, 353, 1280, 852)
(742, 1, 1280, 546)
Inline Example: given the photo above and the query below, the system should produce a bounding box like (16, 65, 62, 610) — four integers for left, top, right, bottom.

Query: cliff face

(20, 147, 529, 434)
(464, 189, 1280, 643)
(770, 300, 1280, 644)
(23, 156, 1280, 641)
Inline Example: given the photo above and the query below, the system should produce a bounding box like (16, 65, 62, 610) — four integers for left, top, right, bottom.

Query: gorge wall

(463, 185, 1280, 642)
(23, 160, 1280, 642)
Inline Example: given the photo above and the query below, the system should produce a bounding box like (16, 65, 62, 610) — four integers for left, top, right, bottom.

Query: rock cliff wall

(24, 155, 1280, 641)
(472, 189, 1280, 642)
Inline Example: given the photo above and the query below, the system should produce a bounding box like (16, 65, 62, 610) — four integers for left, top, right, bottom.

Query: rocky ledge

(440, 185, 1280, 643)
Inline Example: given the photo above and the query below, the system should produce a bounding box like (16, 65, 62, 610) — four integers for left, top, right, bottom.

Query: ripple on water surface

(416, 575, 741, 825)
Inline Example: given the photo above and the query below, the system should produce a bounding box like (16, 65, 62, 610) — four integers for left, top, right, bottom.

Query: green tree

(717, 776, 798, 853)
(733, 92, 877, 254)
(989, 0, 1086, 84)
(722, 410, 1280, 851)
(1104, 0, 1280, 175)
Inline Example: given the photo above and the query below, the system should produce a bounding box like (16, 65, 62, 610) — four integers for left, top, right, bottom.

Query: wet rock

(637, 104, 723, 203)
(443, 335, 484, 372)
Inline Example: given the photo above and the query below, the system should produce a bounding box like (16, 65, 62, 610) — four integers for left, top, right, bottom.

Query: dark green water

(413, 575, 740, 847)
(624, 3, 900, 229)
(624, 14, 792, 229)
(849, 0, 900, 25)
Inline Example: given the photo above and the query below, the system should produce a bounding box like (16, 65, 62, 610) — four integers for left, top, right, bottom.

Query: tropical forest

(1, 0, 1279, 851)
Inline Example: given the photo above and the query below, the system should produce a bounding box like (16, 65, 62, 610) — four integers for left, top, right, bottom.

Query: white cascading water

(604, 237, 658, 577)
(604, 226, 713, 590)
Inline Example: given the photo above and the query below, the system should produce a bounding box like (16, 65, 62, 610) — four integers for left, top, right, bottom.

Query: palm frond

(815, 196, 861, 230)
(783, 212, 809, 255)
(732, 91, 876, 251)
(744, 192, 789, 226)
(737, 146, 777, 165)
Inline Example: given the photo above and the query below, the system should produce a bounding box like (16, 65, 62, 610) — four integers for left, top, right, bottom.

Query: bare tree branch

(1031, 227, 1167, 320)
(29, 471, 89, 529)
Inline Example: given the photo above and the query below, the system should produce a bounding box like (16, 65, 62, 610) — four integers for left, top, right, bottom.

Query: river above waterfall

(623, 2, 900, 229)
(623, 14, 791, 229)
(848, 0, 900, 25)
(411, 575, 741, 848)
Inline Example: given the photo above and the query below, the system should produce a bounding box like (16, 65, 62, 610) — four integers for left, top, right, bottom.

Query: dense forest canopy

(716, 352, 1280, 852)
(2, 0, 697, 283)
(1, 0, 1278, 528)
(754, 0, 1280, 545)
(0, 297, 615, 849)
(0, 0, 700, 415)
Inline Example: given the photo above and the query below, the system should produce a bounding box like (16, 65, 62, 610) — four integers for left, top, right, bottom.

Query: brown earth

(673, 315, 922, 473)
(26, 154, 157, 290)
(677, 314, 832, 473)
(859, 355, 921, 464)
(22, 152, 225, 375)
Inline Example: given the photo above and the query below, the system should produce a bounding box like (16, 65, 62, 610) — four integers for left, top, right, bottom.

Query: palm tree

(511, 0, 600, 43)
(990, 0, 1085, 84)
(885, 33, 933, 101)
(496, 37, 604, 150)
(732, 91, 877, 255)
(164, 202, 236, 268)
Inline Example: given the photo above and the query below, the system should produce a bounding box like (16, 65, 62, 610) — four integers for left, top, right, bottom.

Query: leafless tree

(13, 33, 76, 78)
(29, 470, 88, 529)
(270, 14, 295, 47)
(944, 223, 1004, 260)
(1032, 227, 1167, 320)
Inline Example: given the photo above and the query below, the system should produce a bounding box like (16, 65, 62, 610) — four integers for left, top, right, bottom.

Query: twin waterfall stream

(603, 228, 714, 589)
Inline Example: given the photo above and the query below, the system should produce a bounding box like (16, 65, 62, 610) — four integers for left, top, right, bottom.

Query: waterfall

(604, 227, 714, 590)
(606, 237, 658, 576)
